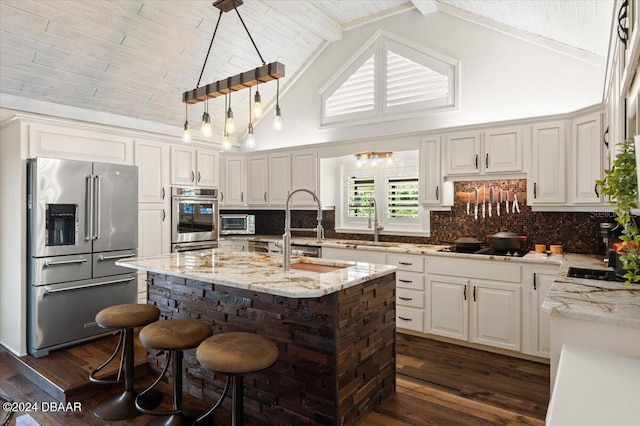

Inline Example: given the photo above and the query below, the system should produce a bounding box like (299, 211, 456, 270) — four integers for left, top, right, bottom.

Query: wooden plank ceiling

(0, 0, 614, 140)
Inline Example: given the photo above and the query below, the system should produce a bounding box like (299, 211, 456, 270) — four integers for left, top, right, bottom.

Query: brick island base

(146, 271, 396, 425)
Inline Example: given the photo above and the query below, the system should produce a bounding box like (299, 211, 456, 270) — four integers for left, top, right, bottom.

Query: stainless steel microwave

(220, 214, 255, 235)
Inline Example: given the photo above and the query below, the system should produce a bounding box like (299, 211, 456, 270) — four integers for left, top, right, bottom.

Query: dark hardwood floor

(0, 333, 549, 425)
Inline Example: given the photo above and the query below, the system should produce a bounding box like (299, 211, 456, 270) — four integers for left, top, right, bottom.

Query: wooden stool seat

(96, 304, 160, 328)
(196, 332, 278, 375)
(139, 319, 213, 350)
(90, 304, 162, 421)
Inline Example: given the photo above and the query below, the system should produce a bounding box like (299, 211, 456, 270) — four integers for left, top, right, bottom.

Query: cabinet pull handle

(594, 183, 600, 197)
(435, 185, 439, 200)
(264, 192, 267, 202)
(398, 316, 412, 321)
(191, 171, 195, 182)
(463, 284, 467, 301)
(533, 182, 537, 199)
(398, 279, 413, 283)
(399, 297, 412, 301)
(162, 209, 166, 221)
(161, 187, 165, 199)
(618, 0, 629, 46)
(221, 192, 224, 202)
(485, 153, 489, 168)
(473, 286, 476, 302)
(398, 261, 412, 266)
(475, 154, 478, 169)
(533, 273, 537, 290)
(197, 171, 201, 183)
(603, 125, 609, 148)
(241, 192, 244, 203)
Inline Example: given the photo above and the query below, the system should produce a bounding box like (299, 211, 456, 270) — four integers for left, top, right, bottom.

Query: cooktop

(437, 247, 526, 257)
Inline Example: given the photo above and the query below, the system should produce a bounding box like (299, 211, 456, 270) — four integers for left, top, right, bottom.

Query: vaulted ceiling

(0, 0, 614, 142)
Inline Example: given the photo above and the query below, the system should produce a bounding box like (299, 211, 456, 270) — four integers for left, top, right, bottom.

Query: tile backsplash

(224, 179, 615, 255)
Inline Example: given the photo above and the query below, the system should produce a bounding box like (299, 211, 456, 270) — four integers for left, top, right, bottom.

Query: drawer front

(387, 254, 424, 272)
(428, 257, 521, 283)
(397, 288, 424, 308)
(397, 271, 425, 290)
(32, 254, 92, 285)
(396, 306, 424, 332)
(93, 250, 137, 278)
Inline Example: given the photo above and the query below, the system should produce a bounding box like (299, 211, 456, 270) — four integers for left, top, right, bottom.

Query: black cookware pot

(442, 237, 483, 252)
(487, 231, 526, 252)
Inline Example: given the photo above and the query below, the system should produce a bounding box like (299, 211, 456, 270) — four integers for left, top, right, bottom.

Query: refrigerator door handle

(85, 175, 94, 241)
(43, 277, 135, 295)
(44, 258, 88, 267)
(94, 175, 101, 240)
(98, 253, 135, 261)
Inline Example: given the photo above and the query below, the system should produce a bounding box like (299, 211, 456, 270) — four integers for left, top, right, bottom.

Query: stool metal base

(93, 388, 163, 421)
(145, 409, 203, 426)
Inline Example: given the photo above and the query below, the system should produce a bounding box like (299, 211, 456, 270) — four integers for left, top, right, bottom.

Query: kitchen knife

(489, 187, 493, 217)
(514, 192, 520, 213)
(466, 191, 470, 215)
(497, 189, 501, 216)
(505, 190, 509, 214)
(482, 186, 485, 219)
(474, 187, 479, 220)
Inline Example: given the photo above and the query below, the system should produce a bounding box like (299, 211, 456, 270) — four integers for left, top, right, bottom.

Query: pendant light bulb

(253, 88, 262, 120)
(386, 154, 393, 166)
(371, 154, 379, 167)
(182, 120, 191, 143)
(356, 155, 362, 168)
(245, 122, 256, 150)
(222, 131, 232, 152)
(273, 105, 283, 132)
(226, 108, 235, 134)
(201, 112, 212, 138)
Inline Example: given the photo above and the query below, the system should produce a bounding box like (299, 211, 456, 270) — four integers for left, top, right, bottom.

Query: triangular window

(320, 31, 457, 127)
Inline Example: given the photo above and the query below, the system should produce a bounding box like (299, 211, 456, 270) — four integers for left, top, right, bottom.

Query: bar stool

(90, 303, 162, 420)
(136, 319, 213, 426)
(195, 332, 278, 426)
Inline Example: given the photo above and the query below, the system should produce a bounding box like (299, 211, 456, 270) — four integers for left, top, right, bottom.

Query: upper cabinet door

(135, 140, 168, 203)
(483, 126, 523, 173)
(222, 156, 246, 206)
(268, 153, 291, 206)
(196, 149, 219, 188)
(446, 132, 481, 175)
(247, 155, 269, 205)
(531, 121, 566, 204)
(170, 146, 196, 186)
(421, 136, 442, 205)
(572, 113, 603, 204)
(290, 150, 319, 206)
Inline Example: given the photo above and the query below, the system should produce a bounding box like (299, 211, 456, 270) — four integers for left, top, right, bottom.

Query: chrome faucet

(283, 188, 323, 271)
(368, 197, 384, 243)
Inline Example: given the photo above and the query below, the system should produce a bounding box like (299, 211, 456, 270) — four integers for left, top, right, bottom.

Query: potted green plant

(597, 138, 640, 283)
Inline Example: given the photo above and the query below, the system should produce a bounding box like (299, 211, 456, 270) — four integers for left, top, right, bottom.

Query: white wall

(253, 9, 605, 150)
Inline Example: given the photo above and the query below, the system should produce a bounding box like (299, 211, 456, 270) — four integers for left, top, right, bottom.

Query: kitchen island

(118, 249, 397, 426)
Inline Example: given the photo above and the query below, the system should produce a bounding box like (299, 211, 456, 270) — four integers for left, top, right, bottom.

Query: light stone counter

(117, 249, 396, 299)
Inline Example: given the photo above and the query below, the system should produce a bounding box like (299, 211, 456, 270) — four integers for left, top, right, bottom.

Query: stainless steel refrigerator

(27, 157, 138, 357)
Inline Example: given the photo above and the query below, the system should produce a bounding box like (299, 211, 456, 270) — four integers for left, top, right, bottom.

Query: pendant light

(253, 82, 262, 120)
(182, 103, 191, 143)
(273, 79, 283, 132)
(225, 90, 235, 134)
(221, 94, 232, 151)
(200, 98, 212, 138)
(245, 86, 256, 150)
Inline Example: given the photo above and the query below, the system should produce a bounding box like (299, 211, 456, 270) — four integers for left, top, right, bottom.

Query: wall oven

(171, 187, 219, 251)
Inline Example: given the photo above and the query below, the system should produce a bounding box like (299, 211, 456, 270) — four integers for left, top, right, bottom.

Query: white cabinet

(530, 121, 567, 204)
(445, 127, 523, 176)
(388, 253, 426, 333)
(290, 150, 319, 206)
(426, 276, 468, 340)
(135, 139, 169, 204)
(469, 280, 521, 351)
(138, 203, 170, 257)
(523, 265, 558, 358)
(170, 146, 219, 188)
(571, 113, 603, 204)
(221, 155, 246, 207)
(420, 136, 443, 205)
(246, 153, 291, 206)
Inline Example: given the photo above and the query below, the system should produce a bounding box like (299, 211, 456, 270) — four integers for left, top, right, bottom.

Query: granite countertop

(117, 250, 396, 299)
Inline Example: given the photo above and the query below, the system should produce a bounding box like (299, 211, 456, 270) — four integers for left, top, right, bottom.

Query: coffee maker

(600, 222, 621, 263)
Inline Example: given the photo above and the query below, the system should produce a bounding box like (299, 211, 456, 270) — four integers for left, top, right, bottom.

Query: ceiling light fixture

(253, 82, 262, 120)
(354, 151, 393, 168)
(200, 98, 212, 138)
(273, 79, 283, 132)
(182, 0, 284, 144)
(222, 94, 232, 151)
(182, 103, 191, 143)
(245, 86, 256, 150)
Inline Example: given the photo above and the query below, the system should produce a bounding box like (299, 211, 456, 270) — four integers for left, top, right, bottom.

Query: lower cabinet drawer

(396, 306, 424, 332)
(396, 271, 425, 290)
(397, 288, 424, 308)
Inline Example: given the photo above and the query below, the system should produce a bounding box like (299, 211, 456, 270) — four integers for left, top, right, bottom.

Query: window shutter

(325, 55, 376, 118)
(386, 51, 449, 108)
(387, 177, 419, 219)
(347, 176, 375, 218)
